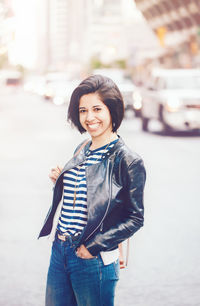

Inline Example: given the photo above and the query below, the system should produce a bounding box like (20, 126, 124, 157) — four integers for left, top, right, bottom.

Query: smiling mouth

(87, 123, 100, 130)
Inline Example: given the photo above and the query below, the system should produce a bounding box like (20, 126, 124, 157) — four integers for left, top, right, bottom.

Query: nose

(86, 110, 95, 122)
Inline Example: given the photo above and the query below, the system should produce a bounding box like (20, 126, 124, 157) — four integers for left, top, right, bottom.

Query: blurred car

(139, 69, 200, 132)
(0, 70, 22, 87)
(44, 79, 81, 106)
(39, 72, 80, 105)
(24, 73, 81, 106)
(118, 81, 142, 117)
(92, 68, 142, 117)
(43, 72, 69, 102)
(24, 75, 46, 95)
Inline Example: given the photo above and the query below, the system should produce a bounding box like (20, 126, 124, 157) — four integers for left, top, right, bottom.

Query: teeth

(88, 123, 99, 129)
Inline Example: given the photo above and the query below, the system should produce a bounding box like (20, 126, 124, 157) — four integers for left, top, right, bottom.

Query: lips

(87, 123, 101, 130)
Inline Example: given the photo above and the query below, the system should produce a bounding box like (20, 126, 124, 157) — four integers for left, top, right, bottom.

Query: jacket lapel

(56, 140, 91, 181)
(80, 159, 113, 242)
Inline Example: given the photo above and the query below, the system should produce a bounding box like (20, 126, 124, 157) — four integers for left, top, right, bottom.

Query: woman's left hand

(118, 243, 126, 269)
(76, 244, 95, 259)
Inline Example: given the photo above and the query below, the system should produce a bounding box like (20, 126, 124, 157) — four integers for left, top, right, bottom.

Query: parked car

(92, 69, 142, 117)
(0, 70, 22, 87)
(139, 69, 200, 132)
(41, 73, 80, 105)
(52, 80, 80, 106)
(118, 81, 142, 117)
(23, 75, 46, 95)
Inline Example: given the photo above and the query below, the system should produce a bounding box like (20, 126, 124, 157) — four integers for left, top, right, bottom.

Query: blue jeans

(45, 235, 119, 306)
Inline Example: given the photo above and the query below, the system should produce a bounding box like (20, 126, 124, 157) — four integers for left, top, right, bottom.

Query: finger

(55, 167, 61, 174)
(57, 166, 63, 172)
(50, 179, 56, 184)
(119, 260, 126, 269)
(51, 168, 57, 172)
(49, 172, 58, 179)
(50, 167, 60, 175)
(49, 174, 57, 183)
(76, 251, 83, 258)
(50, 169, 60, 177)
(51, 168, 60, 175)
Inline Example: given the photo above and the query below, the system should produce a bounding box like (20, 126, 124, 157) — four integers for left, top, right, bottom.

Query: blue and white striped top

(57, 139, 118, 235)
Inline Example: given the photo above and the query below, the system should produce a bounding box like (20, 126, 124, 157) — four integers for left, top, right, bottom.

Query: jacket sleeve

(84, 158, 146, 256)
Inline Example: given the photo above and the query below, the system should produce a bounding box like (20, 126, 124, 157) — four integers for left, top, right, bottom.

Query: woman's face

(79, 93, 112, 139)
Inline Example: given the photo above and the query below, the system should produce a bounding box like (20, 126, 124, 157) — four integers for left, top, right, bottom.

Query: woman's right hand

(49, 166, 63, 184)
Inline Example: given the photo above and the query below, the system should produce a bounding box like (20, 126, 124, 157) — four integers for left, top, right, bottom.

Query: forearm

(85, 158, 146, 256)
(84, 215, 143, 256)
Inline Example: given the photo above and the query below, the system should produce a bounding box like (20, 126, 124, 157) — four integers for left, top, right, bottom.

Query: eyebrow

(79, 105, 102, 109)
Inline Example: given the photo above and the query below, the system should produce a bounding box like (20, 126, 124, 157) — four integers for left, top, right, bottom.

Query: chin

(88, 132, 100, 137)
(87, 128, 102, 136)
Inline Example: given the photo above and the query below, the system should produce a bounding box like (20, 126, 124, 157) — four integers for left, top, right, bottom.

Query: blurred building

(43, 0, 87, 74)
(0, 0, 15, 67)
(44, 0, 126, 74)
(84, 0, 125, 64)
(49, 0, 70, 68)
(44, 0, 160, 75)
(84, 0, 161, 69)
(5, 0, 164, 74)
(122, 1, 162, 68)
(134, 0, 200, 68)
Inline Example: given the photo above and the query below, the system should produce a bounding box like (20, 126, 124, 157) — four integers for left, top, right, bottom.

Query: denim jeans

(45, 235, 119, 306)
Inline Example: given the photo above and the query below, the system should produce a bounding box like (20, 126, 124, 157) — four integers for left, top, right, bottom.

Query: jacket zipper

(38, 158, 88, 238)
(53, 156, 89, 200)
(56, 157, 88, 185)
(84, 158, 114, 242)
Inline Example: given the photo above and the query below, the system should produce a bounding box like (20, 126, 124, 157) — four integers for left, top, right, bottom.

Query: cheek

(102, 111, 112, 126)
(79, 114, 85, 126)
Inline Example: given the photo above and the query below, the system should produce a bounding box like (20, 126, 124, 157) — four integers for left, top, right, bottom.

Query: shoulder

(73, 138, 90, 156)
(113, 137, 145, 169)
(113, 138, 146, 186)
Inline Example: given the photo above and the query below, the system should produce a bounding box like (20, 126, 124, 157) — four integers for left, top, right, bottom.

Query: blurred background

(0, 0, 200, 305)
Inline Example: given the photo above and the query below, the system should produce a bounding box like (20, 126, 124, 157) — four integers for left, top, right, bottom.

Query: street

(0, 90, 200, 306)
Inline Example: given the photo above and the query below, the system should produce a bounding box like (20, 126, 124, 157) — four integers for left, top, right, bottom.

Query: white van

(140, 69, 200, 132)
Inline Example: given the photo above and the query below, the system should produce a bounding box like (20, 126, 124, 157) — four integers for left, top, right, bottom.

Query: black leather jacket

(38, 137, 146, 256)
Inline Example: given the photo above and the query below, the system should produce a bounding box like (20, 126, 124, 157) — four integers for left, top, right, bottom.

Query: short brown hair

(67, 74, 124, 133)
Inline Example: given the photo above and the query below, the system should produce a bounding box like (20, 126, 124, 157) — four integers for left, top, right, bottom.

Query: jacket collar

(61, 135, 124, 174)
(83, 135, 124, 158)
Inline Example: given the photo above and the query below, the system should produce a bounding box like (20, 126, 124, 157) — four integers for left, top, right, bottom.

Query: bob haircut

(67, 74, 124, 133)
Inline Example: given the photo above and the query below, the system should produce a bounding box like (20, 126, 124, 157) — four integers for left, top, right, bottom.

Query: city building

(4, 0, 163, 74)
(80, 0, 161, 72)
(134, 0, 200, 67)
(0, 0, 15, 68)
(84, 0, 125, 64)
(37, 0, 87, 75)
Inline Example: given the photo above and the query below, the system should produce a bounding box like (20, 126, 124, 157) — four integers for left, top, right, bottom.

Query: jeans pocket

(98, 257, 120, 281)
(113, 259, 120, 280)
(75, 252, 98, 261)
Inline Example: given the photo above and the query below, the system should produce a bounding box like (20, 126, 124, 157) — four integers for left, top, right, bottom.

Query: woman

(39, 75, 146, 306)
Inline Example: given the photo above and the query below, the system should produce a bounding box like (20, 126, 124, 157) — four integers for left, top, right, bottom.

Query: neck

(90, 132, 118, 150)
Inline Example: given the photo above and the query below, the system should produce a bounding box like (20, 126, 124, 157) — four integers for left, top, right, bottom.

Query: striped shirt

(57, 139, 118, 235)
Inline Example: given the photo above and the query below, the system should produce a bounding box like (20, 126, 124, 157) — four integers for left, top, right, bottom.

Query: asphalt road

(0, 89, 200, 306)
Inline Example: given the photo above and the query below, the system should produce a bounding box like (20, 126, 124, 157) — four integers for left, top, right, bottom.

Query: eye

(94, 107, 101, 112)
(79, 109, 86, 113)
